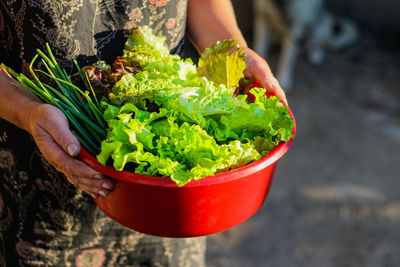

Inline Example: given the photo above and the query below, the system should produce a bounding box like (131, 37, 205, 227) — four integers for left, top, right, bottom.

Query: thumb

(41, 105, 81, 157)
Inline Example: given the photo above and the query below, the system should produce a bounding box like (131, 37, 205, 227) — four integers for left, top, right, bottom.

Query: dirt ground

(203, 34, 400, 267)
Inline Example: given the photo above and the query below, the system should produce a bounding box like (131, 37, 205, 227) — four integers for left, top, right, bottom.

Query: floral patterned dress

(0, 1, 206, 266)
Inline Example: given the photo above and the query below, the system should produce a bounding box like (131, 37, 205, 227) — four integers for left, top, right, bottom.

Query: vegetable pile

(2, 26, 294, 186)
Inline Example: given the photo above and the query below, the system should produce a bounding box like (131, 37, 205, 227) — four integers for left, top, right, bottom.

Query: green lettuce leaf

(155, 84, 294, 153)
(108, 36, 199, 107)
(197, 39, 247, 90)
(97, 102, 261, 186)
(124, 26, 170, 56)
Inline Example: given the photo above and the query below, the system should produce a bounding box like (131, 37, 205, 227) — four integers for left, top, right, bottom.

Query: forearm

(187, 0, 247, 52)
(0, 67, 40, 131)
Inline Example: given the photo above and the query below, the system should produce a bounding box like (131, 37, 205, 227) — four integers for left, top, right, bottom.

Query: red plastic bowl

(79, 96, 296, 238)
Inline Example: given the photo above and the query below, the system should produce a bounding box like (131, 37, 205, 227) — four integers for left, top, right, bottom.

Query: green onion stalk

(1, 43, 106, 156)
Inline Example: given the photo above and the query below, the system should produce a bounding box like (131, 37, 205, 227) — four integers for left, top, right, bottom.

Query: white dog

(253, 0, 358, 90)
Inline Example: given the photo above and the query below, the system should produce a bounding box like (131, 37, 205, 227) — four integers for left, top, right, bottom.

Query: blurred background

(186, 0, 400, 266)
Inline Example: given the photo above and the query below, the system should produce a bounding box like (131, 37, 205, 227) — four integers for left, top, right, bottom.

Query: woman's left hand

(243, 48, 288, 104)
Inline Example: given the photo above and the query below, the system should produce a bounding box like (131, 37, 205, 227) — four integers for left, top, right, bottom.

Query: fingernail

(102, 182, 113, 190)
(92, 193, 99, 199)
(67, 144, 79, 157)
(94, 174, 105, 179)
(99, 190, 109, 197)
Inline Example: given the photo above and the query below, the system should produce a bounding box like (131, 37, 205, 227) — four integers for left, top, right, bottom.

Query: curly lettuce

(94, 26, 294, 186)
(98, 102, 260, 186)
(197, 39, 247, 91)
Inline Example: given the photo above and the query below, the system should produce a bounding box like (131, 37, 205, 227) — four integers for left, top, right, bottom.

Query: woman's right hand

(1, 66, 113, 198)
(21, 101, 114, 198)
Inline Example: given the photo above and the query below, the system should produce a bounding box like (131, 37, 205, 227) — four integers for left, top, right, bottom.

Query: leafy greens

(90, 26, 294, 186)
(197, 39, 247, 91)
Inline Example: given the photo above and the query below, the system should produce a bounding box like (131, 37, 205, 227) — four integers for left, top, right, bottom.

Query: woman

(0, 0, 286, 266)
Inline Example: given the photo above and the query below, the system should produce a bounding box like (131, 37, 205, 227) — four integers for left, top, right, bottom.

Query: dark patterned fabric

(0, 1, 206, 266)
(0, 0, 188, 71)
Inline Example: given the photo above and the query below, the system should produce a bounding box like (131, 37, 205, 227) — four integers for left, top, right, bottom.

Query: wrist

(0, 69, 42, 131)
(19, 100, 41, 134)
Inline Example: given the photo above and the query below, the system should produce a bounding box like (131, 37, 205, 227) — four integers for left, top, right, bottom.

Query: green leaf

(197, 39, 247, 91)
(124, 26, 170, 56)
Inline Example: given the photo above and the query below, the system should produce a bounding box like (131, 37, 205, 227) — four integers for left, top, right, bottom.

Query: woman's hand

(243, 48, 288, 104)
(22, 101, 114, 198)
(186, 0, 287, 103)
(0, 66, 113, 198)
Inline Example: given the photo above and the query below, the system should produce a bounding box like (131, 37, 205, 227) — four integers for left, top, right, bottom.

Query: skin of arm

(0, 67, 114, 198)
(186, 0, 287, 103)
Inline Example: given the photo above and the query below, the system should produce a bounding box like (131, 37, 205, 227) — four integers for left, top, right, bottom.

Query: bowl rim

(79, 99, 296, 188)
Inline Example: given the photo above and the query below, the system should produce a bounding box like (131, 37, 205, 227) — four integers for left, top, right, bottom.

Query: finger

(28, 104, 114, 196)
(38, 104, 81, 157)
(32, 125, 113, 196)
(248, 61, 288, 104)
(244, 49, 288, 104)
(257, 72, 288, 105)
(64, 175, 99, 199)
(33, 125, 105, 181)
(67, 175, 114, 197)
(66, 175, 98, 199)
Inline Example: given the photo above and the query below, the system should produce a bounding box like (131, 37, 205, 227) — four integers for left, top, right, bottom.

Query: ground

(203, 35, 400, 267)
